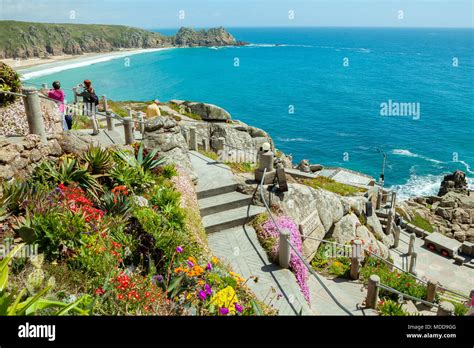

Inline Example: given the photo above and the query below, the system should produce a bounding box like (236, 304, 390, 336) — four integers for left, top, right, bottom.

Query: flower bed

(0, 143, 268, 316)
(253, 214, 310, 304)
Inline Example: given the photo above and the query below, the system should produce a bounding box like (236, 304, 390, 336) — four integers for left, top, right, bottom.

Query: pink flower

(176, 246, 183, 253)
(219, 307, 229, 315)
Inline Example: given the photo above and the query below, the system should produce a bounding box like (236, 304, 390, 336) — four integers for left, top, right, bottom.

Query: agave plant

(115, 142, 165, 172)
(0, 180, 42, 214)
(0, 244, 90, 315)
(81, 145, 114, 175)
(33, 158, 103, 201)
(99, 191, 132, 216)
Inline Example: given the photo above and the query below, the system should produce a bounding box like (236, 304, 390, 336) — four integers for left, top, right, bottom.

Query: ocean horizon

(20, 27, 474, 199)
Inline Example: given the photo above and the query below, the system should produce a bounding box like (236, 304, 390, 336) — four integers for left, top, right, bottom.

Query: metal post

(426, 279, 437, 304)
(138, 111, 145, 135)
(366, 274, 380, 309)
(278, 229, 291, 269)
(106, 111, 115, 131)
(21, 87, 47, 143)
(408, 233, 416, 256)
(72, 87, 78, 104)
(350, 240, 362, 280)
(189, 127, 198, 151)
(409, 252, 417, 275)
(101, 95, 108, 112)
(437, 301, 455, 316)
(123, 117, 135, 145)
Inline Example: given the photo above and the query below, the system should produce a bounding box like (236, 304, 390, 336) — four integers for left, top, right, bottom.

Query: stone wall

(0, 97, 63, 137)
(0, 134, 62, 181)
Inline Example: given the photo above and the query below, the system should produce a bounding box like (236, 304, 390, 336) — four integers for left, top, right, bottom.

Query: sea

(20, 27, 474, 200)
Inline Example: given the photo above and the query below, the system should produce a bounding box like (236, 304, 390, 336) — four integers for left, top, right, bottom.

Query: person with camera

(76, 80, 100, 135)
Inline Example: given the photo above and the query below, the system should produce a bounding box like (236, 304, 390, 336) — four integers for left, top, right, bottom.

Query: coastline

(1, 47, 173, 75)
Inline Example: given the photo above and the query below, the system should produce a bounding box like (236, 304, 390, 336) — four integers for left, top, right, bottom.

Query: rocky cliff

(0, 21, 242, 59)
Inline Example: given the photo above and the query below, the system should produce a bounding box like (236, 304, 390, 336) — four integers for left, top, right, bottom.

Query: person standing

(48, 81, 70, 130)
(146, 99, 162, 118)
(76, 80, 100, 135)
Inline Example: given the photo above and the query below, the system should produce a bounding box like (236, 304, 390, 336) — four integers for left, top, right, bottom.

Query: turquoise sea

(21, 27, 474, 199)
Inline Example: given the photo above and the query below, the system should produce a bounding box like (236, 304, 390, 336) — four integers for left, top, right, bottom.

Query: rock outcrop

(143, 116, 197, 182)
(438, 170, 468, 196)
(172, 27, 244, 47)
(237, 180, 392, 259)
(172, 100, 231, 121)
(398, 170, 474, 243)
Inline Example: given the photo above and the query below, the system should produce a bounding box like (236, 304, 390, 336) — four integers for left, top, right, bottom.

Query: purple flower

(234, 302, 243, 313)
(219, 307, 229, 315)
(176, 246, 183, 253)
(198, 291, 207, 301)
(204, 283, 212, 296)
(187, 260, 194, 268)
(205, 262, 212, 271)
(152, 274, 164, 284)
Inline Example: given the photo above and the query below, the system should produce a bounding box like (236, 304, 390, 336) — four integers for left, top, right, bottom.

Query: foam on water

(391, 149, 443, 164)
(20, 48, 172, 80)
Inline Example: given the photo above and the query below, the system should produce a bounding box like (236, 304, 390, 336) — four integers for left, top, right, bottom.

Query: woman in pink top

(48, 81, 68, 130)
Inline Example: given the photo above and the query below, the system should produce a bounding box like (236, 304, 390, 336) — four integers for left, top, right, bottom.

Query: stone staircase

(189, 151, 266, 234)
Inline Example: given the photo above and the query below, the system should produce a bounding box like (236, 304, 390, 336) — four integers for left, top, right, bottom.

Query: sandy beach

(1, 47, 172, 71)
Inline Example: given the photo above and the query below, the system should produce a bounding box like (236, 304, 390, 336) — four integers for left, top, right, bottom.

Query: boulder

(341, 196, 367, 216)
(298, 209, 326, 261)
(144, 116, 196, 182)
(310, 164, 323, 172)
(296, 159, 311, 173)
(277, 183, 344, 231)
(331, 213, 360, 244)
(438, 170, 468, 196)
(184, 102, 231, 121)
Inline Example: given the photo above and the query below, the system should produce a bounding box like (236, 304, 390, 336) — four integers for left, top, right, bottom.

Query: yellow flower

(210, 286, 239, 314)
(211, 256, 219, 265)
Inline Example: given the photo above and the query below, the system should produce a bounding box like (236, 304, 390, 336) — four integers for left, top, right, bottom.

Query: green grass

(224, 162, 255, 173)
(198, 150, 219, 161)
(410, 214, 434, 233)
(168, 103, 202, 121)
(302, 176, 366, 196)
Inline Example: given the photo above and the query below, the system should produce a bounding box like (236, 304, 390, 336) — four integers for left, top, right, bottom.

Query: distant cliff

(0, 21, 243, 59)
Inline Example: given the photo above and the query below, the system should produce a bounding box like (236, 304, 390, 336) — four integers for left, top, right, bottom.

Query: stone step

(196, 183, 237, 200)
(199, 191, 253, 217)
(203, 205, 266, 234)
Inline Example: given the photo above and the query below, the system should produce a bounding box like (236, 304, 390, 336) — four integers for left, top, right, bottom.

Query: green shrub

(99, 191, 132, 217)
(302, 176, 366, 196)
(0, 62, 21, 107)
(81, 146, 114, 175)
(360, 257, 427, 300)
(377, 298, 408, 316)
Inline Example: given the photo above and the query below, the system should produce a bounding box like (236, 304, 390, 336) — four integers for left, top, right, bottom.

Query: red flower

(95, 287, 106, 296)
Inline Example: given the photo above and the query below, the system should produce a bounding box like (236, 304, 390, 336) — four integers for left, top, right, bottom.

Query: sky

(0, 0, 473, 29)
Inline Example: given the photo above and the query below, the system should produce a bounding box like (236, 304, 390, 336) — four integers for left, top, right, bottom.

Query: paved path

(392, 229, 474, 296)
(190, 150, 375, 315)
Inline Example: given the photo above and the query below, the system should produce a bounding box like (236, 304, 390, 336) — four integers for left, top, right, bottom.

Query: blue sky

(0, 0, 472, 28)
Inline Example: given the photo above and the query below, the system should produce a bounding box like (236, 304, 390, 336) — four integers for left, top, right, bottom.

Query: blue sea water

(21, 27, 474, 199)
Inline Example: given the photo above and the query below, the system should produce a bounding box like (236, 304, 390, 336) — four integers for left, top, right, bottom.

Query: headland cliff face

(0, 21, 242, 59)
